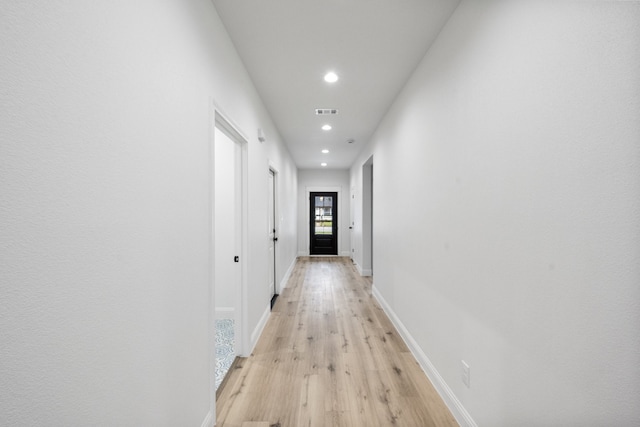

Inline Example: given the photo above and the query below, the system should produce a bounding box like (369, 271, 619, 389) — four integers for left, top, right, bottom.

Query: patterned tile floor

(215, 318, 235, 390)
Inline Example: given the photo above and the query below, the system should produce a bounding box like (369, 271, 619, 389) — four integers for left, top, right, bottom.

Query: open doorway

(211, 112, 248, 400)
(362, 156, 373, 276)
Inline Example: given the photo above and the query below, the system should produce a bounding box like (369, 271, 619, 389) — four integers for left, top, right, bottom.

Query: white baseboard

(372, 285, 477, 427)
(215, 307, 235, 320)
(246, 255, 295, 357)
(352, 261, 372, 277)
(354, 260, 363, 275)
(298, 250, 309, 256)
(201, 410, 214, 427)
(250, 304, 271, 353)
(278, 256, 297, 293)
(340, 250, 352, 257)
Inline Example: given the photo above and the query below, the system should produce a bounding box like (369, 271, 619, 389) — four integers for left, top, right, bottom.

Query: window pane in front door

(315, 196, 333, 236)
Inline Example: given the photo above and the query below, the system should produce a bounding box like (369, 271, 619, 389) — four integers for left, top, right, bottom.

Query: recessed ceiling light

(322, 124, 332, 131)
(321, 162, 328, 167)
(321, 149, 329, 154)
(324, 72, 338, 83)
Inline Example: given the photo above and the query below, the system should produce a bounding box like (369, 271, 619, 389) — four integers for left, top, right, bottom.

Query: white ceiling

(212, 0, 460, 170)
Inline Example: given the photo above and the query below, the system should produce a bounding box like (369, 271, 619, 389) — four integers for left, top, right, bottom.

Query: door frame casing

(268, 166, 278, 299)
(208, 102, 249, 425)
(213, 111, 249, 356)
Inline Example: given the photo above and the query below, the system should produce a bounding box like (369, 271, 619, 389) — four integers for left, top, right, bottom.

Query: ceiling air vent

(315, 109, 338, 115)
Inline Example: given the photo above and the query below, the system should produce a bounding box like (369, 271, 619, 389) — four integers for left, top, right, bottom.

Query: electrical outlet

(461, 360, 470, 388)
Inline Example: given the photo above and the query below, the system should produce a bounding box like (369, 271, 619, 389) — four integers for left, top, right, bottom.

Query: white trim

(307, 186, 342, 192)
(215, 307, 235, 320)
(250, 304, 271, 353)
(278, 256, 297, 293)
(372, 285, 477, 427)
(268, 160, 279, 173)
(212, 102, 251, 144)
(212, 107, 250, 359)
(340, 250, 352, 257)
(200, 410, 214, 427)
(268, 165, 278, 303)
(362, 156, 374, 277)
(206, 100, 216, 427)
(360, 268, 372, 277)
(208, 100, 251, 421)
(239, 130, 250, 358)
(354, 260, 363, 276)
(298, 250, 309, 257)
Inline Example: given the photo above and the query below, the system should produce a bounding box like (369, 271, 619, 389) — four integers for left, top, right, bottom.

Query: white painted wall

(297, 169, 351, 257)
(351, 1, 640, 426)
(0, 1, 297, 426)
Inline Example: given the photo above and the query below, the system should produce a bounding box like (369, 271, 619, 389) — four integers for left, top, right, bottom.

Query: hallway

(2, 2, 639, 425)
(216, 257, 458, 427)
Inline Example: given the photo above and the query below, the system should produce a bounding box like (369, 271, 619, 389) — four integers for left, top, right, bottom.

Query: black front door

(310, 192, 337, 255)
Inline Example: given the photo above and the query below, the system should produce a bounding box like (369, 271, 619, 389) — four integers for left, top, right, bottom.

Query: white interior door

(268, 169, 276, 304)
(363, 157, 373, 276)
(214, 127, 241, 320)
(350, 186, 355, 260)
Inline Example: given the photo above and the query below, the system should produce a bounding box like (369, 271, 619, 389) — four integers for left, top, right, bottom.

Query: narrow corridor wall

(0, 1, 297, 425)
(351, 1, 640, 425)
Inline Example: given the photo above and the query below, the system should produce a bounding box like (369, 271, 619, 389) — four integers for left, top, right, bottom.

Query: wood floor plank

(216, 257, 458, 427)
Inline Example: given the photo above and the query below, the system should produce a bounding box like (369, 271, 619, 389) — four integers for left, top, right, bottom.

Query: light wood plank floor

(216, 257, 458, 427)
